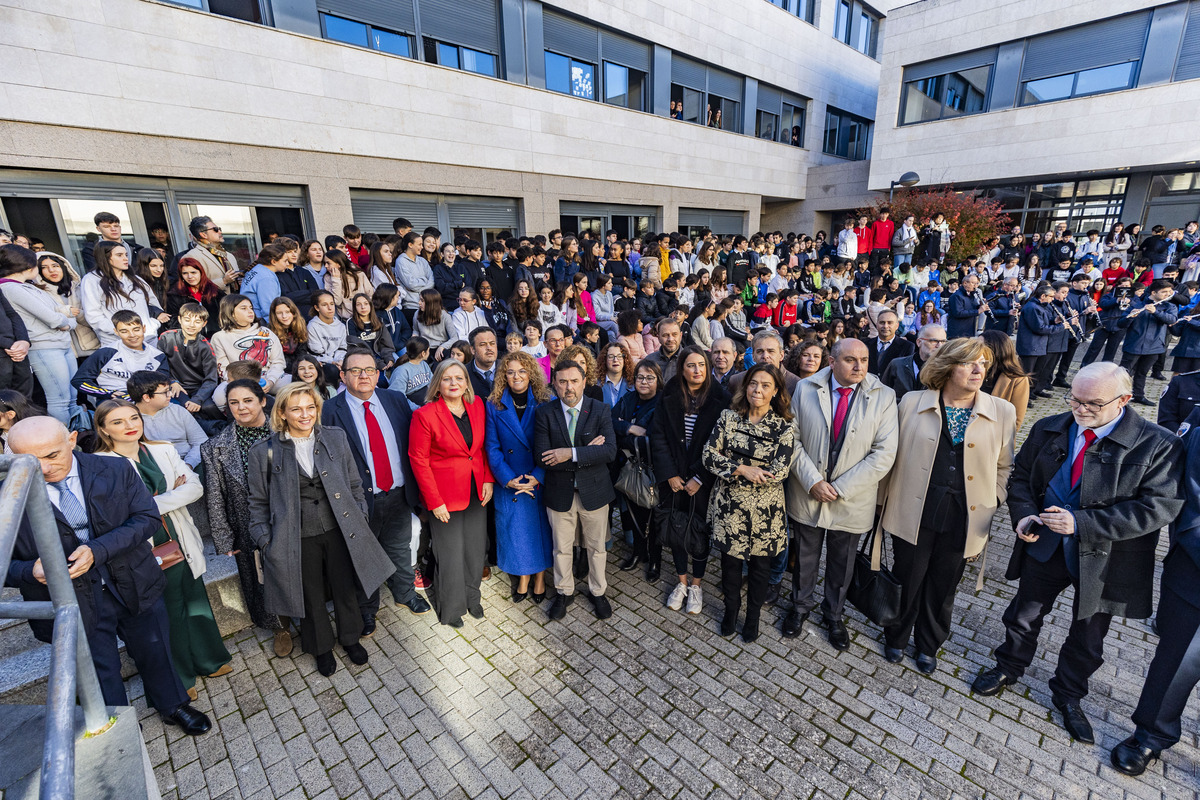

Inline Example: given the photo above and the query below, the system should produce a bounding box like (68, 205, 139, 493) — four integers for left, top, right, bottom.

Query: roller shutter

(542, 10, 598, 61)
(904, 47, 997, 82)
(349, 191, 439, 235)
(316, 0, 415, 32)
(1176, 2, 1200, 81)
(446, 198, 519, 229)
(1021, 11, 1150, 81)
(601, 30, 650, 72)
(420, 0, 500, 53)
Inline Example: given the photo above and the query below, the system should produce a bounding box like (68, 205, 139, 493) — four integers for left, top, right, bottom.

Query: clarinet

(1053, 305, 1083, 343)
(977, 289, 996, 324)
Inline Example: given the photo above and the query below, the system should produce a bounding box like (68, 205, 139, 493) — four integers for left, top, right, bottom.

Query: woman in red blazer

(410, 359, 494, 627)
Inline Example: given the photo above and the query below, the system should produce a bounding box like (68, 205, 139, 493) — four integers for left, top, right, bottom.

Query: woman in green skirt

(93, 399, 232, 698)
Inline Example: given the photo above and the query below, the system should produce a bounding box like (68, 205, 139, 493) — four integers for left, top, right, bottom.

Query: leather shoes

(645, 562, 661, 582)
(468, 605, 485, 619)
(1133, 397, 1154, 406)
(482, 566, 491, 580)
(764, 583, 781, 607)
(315, 652, 337, 676)
(586, 592, 613, 620)
(883, 646, 903, 663)
(163, 704, 212, 736)
(971, 666, 1017, 696)
(548, 592, 574, 621)
(1051, 379, 1070, 389)
(344, 642, 369, 666)
(512, 589, 528, 603)
(272, 629, 293, 658)
(782, 609, 807, 639)
(741, 618, 760, 643)
(826, 618, 850, 651)
(446, 617, 464, 628)
(915, 652, 938, 675)
(1111, 736, 1159, 776)
(531, 590, 546, 604)
(1052, 696, 1094, 744)
(720, 610, 737, 637)
(360, 616, 377, 638)
(400, 595, 431, 615)
(619, 553, 642, 572)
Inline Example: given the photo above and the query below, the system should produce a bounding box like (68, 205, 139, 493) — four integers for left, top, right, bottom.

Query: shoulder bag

(615, 438, 658, 509)
(846, 524, 902, 627)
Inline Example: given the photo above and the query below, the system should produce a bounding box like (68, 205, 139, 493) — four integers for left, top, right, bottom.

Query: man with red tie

(322, 349, 431, 636)
(972, 362, 1184, 746)
(783, 338, 898, 649)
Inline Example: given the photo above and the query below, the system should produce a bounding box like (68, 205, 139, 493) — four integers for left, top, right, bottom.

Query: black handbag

(847, 527, 903, 627)
(655, 491, 709, 561)
(615, 439, 658, 508)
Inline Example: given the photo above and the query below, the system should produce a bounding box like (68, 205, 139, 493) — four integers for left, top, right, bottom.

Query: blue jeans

(893, 253, 913, 268)
(26, 347, 80, 426)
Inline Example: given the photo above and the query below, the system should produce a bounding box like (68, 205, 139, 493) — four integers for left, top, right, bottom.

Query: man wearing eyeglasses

(322, 349, 431, 635)
(881, 324, 946, 401)
(972, 362, 1184, 747)
(180, 216, 242, 290)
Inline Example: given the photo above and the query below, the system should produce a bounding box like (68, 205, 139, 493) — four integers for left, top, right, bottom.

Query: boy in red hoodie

(343, 224, 371, 267)
(774, 290, 800, 329)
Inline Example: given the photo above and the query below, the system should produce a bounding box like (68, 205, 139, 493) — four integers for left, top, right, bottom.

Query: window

(798, 0, 816, 24)
(167, 0, 263, 22)
(603, 62, 646, 111)
(670, 84, 704, 123)
(823, 107, 871, 160)
(756, 110, 779, 141)
(856, 10, 879, 57)
(1021, 61, 1135, 105)
(975, 178, 1129, 234)
(322, 14, 412, 58)
(546, 52, 595, 99)
(424, 38, 496, 77)
(708, 95, 740, 132)
(834, 0, 852, 44)
(782, 103, 805, 147)
(900, 64, 990, 124)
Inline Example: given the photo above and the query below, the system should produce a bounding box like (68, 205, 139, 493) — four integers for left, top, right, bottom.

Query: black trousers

(884, 525, 968, 655)
(1020, 355, 1050, 392)
(429, 494, 487, 625)
(721, 552, 770, 626)
(300, 530, 363, 655)
(86, 585, 187, 715)
(1172, 355, 1200, 374)
(1132, 582, 1200, 751)
(1120, 352, 1160, 399)
(358, 487, 416, 620)
(1081, 328, 1124, 366)
(623, 502, 655, 560)
(1053, 338, 1081, 382)
(0, 355, 33, 397)
(994, 547, 1113, 702)
(792, 524, 860, 619)
(1035, 351, 1064, 394)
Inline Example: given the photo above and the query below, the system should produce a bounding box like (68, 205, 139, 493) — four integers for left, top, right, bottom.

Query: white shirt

(1071, 409, 1124, 463)
(345, 391, 404, 493)
(284, 432, 317, 477)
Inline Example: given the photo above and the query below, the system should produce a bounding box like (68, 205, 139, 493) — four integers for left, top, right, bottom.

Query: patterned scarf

(234, 423, 272, 475)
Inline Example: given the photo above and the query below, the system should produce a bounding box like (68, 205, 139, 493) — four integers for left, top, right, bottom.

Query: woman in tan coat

(980, 329, 1032, 428)
(878, 337, 1016, 674)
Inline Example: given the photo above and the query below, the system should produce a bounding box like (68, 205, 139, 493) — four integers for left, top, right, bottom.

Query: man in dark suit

(1111, 408, 1200, 774)
(881, 323, 946, 401)
(867, 309, 915, 376)
(945, 274, 985, 339)
(6, 417, 211, 735)
(465, 327, 499, 400)
(971, 363, 1184, 745)
(323, 350, 430, 634)
(534, 361, 618, 621)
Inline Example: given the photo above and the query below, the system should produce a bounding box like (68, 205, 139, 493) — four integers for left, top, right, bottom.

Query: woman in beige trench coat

(877, 337, 1016, 674)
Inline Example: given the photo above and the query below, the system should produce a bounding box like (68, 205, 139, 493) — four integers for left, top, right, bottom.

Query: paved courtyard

(136, 383, 1200, 800)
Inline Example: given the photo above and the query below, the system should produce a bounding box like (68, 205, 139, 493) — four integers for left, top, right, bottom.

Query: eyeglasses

(1066, 395, 1122, 414)
(344, 367, 379, 377)
(151, 390, 171, 398)
(635, 375, 657, 383)
(606, 354, 624, 361)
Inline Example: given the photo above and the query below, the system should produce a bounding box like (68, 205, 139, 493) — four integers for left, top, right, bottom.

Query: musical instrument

(1052, 305, 1083, 343)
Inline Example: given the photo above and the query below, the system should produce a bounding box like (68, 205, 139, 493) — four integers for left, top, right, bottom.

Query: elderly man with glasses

(971, 362, 1184, 746)
(881, 324, 946, 401)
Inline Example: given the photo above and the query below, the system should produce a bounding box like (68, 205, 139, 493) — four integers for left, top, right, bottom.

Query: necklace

(512, 398, 527, 410)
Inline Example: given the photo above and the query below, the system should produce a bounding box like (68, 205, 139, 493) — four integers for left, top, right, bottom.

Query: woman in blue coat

(485, 350, 555, 603)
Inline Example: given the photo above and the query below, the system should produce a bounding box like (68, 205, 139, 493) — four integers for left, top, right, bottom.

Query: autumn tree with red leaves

(860, 188, 1013, 263)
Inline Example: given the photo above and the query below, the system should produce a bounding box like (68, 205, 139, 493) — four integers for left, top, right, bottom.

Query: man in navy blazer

(534, 361, 617, 622)
(6, 417, 210, 735)
(322, 349, 431, 631)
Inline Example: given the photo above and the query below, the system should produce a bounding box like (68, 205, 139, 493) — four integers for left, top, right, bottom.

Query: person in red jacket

(409, 359, 495, 627)
(1102, 257, 1129, 287)
(853, 214, 872, 265)
(868, 207, 895, 274)
(342, 224, 372, 268)
(774, 290, 800, 329)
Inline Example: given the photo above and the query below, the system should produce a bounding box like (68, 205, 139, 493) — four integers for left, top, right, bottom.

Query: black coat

(649, 379, 731, 505)
(278, 266, 322, 315)
(1165, 414, 1200, 608)
(1005, 409, 1184, 619)
(533, 396, 618, 512)
(879, 354, 921, 400)
(867, 336, 914, 376)
(6, 452, 165, 643)
(1157, 371, 1200, 434)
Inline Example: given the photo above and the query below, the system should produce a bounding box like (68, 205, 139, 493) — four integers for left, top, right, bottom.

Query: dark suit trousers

(300, 531, 363, 655)
(1036, 352, 1062, 394)
(359, 487, 415, 618)
(1054, 338, 1081, 382)
(1131, 583, 1200, 751)
(994, 547, 1113, 702)
(1081, 329, 1123, 366)
(1020, 355, 1049, 392)
(1120, 352, 1159, 399)
(87, 585, 187, 715)
(884, 525, 967, 656)
(429, 494, 487, 625)
(792, 524, 860, 619)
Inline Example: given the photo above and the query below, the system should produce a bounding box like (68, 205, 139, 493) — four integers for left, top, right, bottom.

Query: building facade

(0, 0, 892, 267)
(869, 0, 1200, 235)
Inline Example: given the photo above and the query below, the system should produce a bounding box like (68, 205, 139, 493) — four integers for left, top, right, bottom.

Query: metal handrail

(0, 455, 109, 800)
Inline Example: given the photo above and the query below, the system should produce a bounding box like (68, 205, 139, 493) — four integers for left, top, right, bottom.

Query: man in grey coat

(783, 338, 899, 649)
(972, 363, 1184, 745)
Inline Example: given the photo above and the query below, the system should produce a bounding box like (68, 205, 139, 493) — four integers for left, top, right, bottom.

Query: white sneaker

(666, 582, 687, 611)
(685, 585, 703, 615)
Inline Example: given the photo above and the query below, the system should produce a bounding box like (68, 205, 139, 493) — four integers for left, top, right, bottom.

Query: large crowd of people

(2, 211, 1200, 778)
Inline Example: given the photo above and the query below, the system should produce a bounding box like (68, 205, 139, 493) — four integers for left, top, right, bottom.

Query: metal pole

(40, 605, 79, 800)
(18, 459, 108, 733)
(889, 180, 898, 202)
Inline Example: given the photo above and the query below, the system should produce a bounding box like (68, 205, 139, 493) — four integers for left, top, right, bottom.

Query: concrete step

(0, 547, 252, 706)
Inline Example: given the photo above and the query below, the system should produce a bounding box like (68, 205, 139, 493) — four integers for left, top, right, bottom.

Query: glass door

(178, 204, 258, 268)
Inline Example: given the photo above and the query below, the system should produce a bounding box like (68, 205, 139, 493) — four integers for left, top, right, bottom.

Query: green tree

(861, 188, 1013, 263)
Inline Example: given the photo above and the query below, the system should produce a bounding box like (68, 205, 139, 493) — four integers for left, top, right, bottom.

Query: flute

(1053, 306, 1083, 342)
